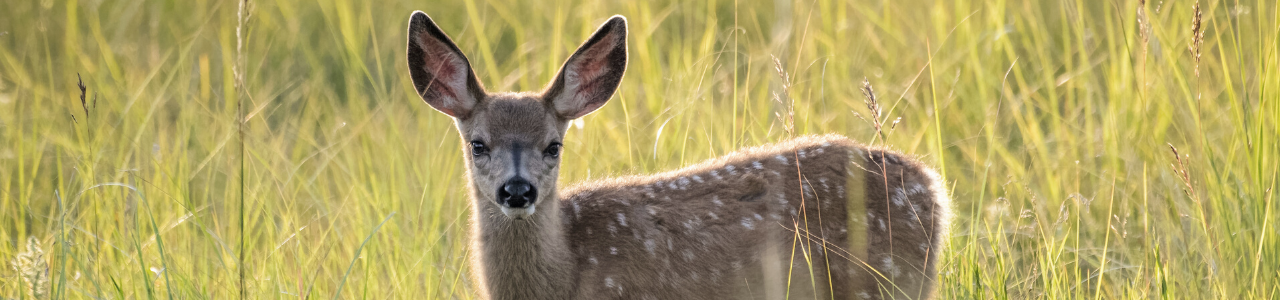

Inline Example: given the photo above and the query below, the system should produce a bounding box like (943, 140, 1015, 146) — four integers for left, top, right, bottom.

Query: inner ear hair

(544, 15, 628, 120)
(406, 11, 487, 118)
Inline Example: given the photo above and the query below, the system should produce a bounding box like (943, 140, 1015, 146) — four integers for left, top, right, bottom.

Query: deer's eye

(543, 142, 562, 158)
(470, 141, 489, 156)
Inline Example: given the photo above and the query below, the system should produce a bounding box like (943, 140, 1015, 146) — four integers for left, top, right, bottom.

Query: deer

(405, 11, 951, 300)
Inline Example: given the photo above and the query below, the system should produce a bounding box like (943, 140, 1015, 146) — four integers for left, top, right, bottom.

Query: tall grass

(1, 0, 1276, 298)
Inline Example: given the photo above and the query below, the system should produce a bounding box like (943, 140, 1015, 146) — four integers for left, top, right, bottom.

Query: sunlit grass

(1, 0, 1276, 298)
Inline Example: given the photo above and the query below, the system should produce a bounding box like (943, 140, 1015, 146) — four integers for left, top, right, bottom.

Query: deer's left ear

(544, 15, 627, 120)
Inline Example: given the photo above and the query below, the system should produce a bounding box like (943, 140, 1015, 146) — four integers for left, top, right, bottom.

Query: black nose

(497, 178, 537, 208)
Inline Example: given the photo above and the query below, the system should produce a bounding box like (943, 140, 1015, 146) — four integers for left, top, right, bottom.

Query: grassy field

(1, 0, 1277, 298)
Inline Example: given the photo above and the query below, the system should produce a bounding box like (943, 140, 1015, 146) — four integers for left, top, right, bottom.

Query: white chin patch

(500, 205, 536, 219)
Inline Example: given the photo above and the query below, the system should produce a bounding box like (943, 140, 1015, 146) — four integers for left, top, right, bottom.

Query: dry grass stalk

(1167, 143, 1221, 278)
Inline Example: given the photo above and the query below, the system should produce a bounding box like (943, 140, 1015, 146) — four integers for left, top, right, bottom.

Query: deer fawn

(406, 11, 950, 300)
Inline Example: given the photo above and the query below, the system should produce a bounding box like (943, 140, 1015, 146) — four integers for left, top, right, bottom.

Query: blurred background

(1, 0, 1276, 298)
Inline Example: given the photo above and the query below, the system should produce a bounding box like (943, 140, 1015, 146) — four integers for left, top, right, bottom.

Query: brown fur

(405, 11, 951, 300)
(560, 135, 950, 299)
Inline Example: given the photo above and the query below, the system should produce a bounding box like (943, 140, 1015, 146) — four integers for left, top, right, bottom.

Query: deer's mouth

(499, 205, 536, 219)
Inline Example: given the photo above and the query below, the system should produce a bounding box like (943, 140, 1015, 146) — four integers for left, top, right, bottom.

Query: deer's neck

(472, 194, 575, 300)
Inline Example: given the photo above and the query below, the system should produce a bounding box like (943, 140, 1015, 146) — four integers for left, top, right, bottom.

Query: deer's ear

(544, 15, 627, 119)
(407, 11, 486, 118)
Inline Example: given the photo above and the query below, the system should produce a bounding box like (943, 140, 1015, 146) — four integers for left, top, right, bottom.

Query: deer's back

(560, 134, 949, 299)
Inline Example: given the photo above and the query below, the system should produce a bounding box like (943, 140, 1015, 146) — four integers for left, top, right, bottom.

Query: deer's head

(406, 12, 627, 219)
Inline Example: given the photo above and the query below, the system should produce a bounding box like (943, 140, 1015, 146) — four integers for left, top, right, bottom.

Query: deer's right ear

(406, 11, 485, 118)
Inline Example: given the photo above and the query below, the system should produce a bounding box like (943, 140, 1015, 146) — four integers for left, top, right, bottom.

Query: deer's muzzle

(498, 178, 538, 208)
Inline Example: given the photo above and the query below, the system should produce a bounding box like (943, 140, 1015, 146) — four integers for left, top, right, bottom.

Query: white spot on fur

(617, 213, 628, 227)
(573, 202, 582, 219)
(892, 188, 908, 207)
(682, 249, 696, 262)
(708, 212, 719, 220)
(878, 219, 886, 230)
(814, 146, 825, 154)
(752, 161, 764, 169)
(883, 257, 901, 277)
(678, 177, 691, 189)
(798, 149, 807, 158)
(821, 142, 832, 147)
(753, 213, 763, 220)
(741, 218, 756, 230)
(647, 206, 657, 216)
(645, 239, 657, 255)
(919, 243, 929, 253)
(692, 175, 705, 183)
(908, 182, 927, 195)
(775, 155, 788, 164)
(589, 256, 598, 265)
(610, 247, 618, 255)
(710, 170, 722, 180)
(857, 291, 872, 299)
(711, 196, 724, 206)
(608, 224, 618, 235)
(770, 213, 782, 220)
(725, 165, 738, 175)
(668, 181, 680, 190)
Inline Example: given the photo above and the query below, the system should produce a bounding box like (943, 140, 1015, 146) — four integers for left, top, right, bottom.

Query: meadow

(1, 0, 1277, 298)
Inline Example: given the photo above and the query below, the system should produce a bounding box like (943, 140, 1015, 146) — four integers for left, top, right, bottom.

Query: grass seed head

(1189, 1, 1204, 76)
(11, 237, 50, 299)
(76, 73, 88, 117)
(858, 78, 894, 143)
(769, 55, 795, 135)
(1136, 0, 1151, 46)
